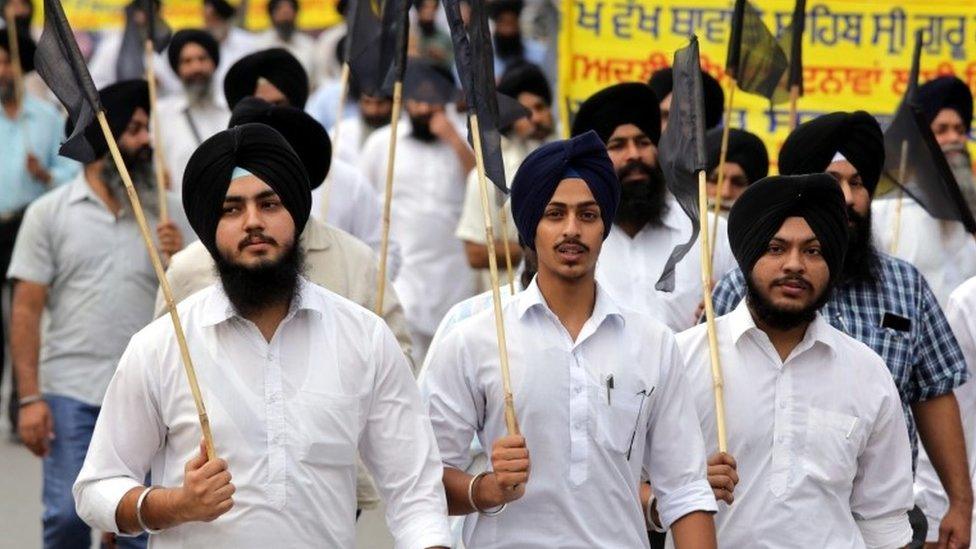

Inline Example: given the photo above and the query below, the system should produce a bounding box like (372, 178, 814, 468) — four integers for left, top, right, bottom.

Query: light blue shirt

(0, 96, 80, 216)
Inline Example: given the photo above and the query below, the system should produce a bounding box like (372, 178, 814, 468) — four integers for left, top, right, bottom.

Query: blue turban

(510, 130, 619, 250)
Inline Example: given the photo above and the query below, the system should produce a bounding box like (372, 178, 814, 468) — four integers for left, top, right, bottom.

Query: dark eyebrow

(546, 200, 599, 209)
(770, 236, 821, 245)
(223, 190, 279, 203)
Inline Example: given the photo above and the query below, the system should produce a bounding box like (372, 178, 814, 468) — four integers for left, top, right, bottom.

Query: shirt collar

(199, 277, 327, 328)
(67, 174, 98, 205)
(729, 298, 838, 360)
(516, 276, 625, 329)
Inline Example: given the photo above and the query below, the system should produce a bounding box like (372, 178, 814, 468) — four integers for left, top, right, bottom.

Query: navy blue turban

(510, 130, 619, 249)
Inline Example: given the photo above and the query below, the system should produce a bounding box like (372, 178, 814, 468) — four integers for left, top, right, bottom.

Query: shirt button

(779, 402, 787, 410)
(574, 386, 582, 395)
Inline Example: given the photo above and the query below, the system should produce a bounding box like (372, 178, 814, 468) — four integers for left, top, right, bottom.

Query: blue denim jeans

(42, 394, 146, 549)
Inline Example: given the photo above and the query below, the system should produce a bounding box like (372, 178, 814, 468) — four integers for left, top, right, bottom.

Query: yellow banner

(49, 0, 341, 31)
(558, 0, 976, 166)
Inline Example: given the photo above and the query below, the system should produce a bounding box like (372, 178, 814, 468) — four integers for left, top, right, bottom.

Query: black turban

(182, 123, 311, 258)
(229, 97, 332, 190)
(223, 48, 309, 109)
(487, 0, 523, 19)
(706, 127, 769, 184)
(0, 31, 35, 73)
(403, 58, 457, 104)
(167, 29, 220, 73)
(571, 83, 661, 145)
(497, 62, 552, 106)
(204, 0, 235, 20)
(728, 174, 848, 283)
(778, 111, 884, 194)
(72, 80, 149, 161)
(510, 130, 619, 249)
(916, 76, 973, 133)
(648, 67, 725, 130)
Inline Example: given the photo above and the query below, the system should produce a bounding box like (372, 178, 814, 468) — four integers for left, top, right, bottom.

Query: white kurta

(88, 30, 181, 97)
(872, 196, 976, 307)
(420, 279, 716, 548)
(358, 123, 476, 338)
(596, 200, 736, 332)
(255, 29, 317, 78)
(73, 280, 451, 548)
(156, 94, 230, 192)
(676, 302, 914, 549)
(330, 116, 380, 168)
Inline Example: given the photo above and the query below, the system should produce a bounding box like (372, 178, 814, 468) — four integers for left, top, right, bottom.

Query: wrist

(473, 472, 503, 509)
(18, 394, 44, 408)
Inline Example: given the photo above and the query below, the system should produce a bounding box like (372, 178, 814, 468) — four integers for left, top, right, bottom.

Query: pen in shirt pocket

(605, 374, 614, 405)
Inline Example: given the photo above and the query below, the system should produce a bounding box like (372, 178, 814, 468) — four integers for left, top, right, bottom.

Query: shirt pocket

(296, 390, 360, 467)
(590, 381, 647, 456)
(803, 407, 862, 487)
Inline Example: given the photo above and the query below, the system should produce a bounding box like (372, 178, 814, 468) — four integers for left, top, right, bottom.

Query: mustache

(238, 232, 279, 251)
(554, 237, 589, 252)
(616, 160, 653, 181)
(771, 274, 812, 290)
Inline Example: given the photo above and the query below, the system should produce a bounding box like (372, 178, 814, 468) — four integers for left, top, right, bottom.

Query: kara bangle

(136, 486, 163, 535)
(18, 394, 44, 408)
(467, 472, 506, 516)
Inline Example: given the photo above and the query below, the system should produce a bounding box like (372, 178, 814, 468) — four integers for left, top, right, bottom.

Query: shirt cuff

(392, 515, 452, 549)
(74, 476, 143, 534)
(856, 513, 913, 549)
(656, 478, 718, 531)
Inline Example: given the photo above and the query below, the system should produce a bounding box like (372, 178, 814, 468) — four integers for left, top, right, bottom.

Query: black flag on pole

(116, 0, 171, 81)
(726, 0, 789, 102)
(345, 0, 384, 93)
(778, 0, 805, 95)
(35, 0, 102, 162)
(657, 36, 708, 291)
(378, 0, 409, 95)
(445, 0, 506, 193)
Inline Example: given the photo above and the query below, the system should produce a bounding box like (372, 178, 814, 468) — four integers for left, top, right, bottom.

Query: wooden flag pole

(471, 113, 519, 436)
(890, 139, 909, 254)
(145, 39, 168, 222)
(709, 79, 736, 272)
(96, 111, 216, 459)
(374, 80, 403, 315)
(788, 83, 800, 131)
(698, 169, 728, 453)
(498, 200, 516, 295)
(322, 62, 352, 220)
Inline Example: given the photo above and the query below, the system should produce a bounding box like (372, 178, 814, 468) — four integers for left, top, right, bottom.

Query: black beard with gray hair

(615, 160, 670, 229)
(745, 272, 831, 331)
(183, 74, 214, 105)
(215, 242, 305, 317)
(100, 148, 159, 216)
(943, 142, 976, 216)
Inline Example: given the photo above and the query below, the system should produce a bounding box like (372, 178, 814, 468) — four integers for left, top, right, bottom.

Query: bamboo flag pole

(96, 111, 216, 459)
(788, 83, 800, 131)
(321, 62, 351, 221)
(144, 39, 168, 222)
(374, 80, 403, 315)
(890, 139, 909, 254)
(708, 80, 736, 272)
(498, 201, 516, 295)
(698, 169, 728, 453)
(471, 113, 519, 435)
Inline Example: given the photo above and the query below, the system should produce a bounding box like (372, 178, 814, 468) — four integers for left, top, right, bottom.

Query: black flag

(378, 0, 409, 95)
(345, 0, 384, 92)
(116, 0, 171, 81)
(35, 0, 102, 162)
(779, 0, 805, 95)
(726, 0, 789, 102)
(445, 0, 506, 193)
(657, 36, 708, 291)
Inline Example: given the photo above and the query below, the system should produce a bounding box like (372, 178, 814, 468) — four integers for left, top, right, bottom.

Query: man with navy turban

(421, 131, 718, 549)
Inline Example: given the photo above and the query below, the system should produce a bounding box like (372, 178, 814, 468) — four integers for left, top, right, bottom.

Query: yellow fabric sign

(558, 0, 976, 164)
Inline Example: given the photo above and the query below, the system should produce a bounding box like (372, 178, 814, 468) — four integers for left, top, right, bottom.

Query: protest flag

(333, 0, 382, 161)
(781, 0, 806, 130)
(35, 0, 216, 459)
(116, 0, 170, 82)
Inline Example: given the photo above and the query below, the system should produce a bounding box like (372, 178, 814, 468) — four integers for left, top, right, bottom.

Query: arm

(12, 280, 50, 457)
(463, 239, 523, 270)
(442, 435, 529, 515)
(670, 512, 718, 549)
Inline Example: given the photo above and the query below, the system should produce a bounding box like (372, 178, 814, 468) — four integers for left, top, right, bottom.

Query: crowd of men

(1, 0, 975, 547)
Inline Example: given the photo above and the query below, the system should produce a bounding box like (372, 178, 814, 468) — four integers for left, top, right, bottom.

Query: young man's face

(605, 123, 657, 175)
(749, 216, 831, 316)
(216, 175, 297, 268)
(177, 42, 216, 85)
(534, 178, 604, 283)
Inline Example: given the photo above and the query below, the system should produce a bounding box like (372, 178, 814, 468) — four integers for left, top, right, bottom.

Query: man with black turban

(704, 127, 769, 215)
(256, 0, 315, 76)
(487, 0, 546, 76)
(74, 123, 453, 548)
(648, 67, 725, 132)
(713, 111, 974, 548)
(421, 130, 717, 548)
(158, 29, 230, 192)
(678, 174, 915, 548)
(202, 0, 259, 91)
(9, 79, 191, 547)
(223, 48, 308, 109)
(916, 76, 976, 217)
(572, 82, 736, 331)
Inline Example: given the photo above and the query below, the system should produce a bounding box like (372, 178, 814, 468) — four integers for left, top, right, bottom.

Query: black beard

(362, 112, 390, 130)
(100, 152, 158, 214)
(493, 33, 524, 58)
(215, 242, 305, 317)
(0, 79, 15, 103)
(615, 161, 669, 229)
(841, 206, 880, 284)
(274, 21, 296, 41)
(410, 114, 436, 142)
(745, 273, 829, 331)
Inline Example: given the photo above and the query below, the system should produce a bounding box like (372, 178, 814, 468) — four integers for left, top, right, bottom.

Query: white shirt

(913, 275, 976, 542)
(311, 157, 402, 280)
(873, 197, 976, 307)
(359, 123, 476, 336)
(597, 200, 736, 332)
(88, 30, 181, 97)
(420, 278, 716, 548)
(256, 29, 317, 78)
(675, 301, 914, 549)
(331, 116, 385, 167)
(156, 93, 230, 192)
(73, 280, 451, 549)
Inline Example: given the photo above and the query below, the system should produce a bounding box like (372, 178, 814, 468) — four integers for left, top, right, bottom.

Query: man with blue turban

(421, 131, 718, 549)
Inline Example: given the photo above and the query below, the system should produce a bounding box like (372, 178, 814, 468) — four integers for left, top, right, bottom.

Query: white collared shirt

(675, 301, 914, 549)
(597, 201, 736, 332)
(156, 93, 231, 193)
(73, 280, 451, 549)
(420, 278, 715, 548)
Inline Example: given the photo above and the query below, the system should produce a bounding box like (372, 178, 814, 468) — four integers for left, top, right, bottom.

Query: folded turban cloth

(916, 76, 973, 133)
(728, 173, 849, 283)
(203, 0, 235, 20)
(223, 48, 309, 109)
(0, 31, 36, 73)
(706, 127, 769, 184)
(497, 62, 552, 106)
(229, 97, 332, 190)
(182, 123, 311, 258)
(71, 79, 149, 161)
(167, 29, 220, 73)
(571, 83, 661, 145)
(510, 130, 619, 249)
(778, 111, 884, 194)
(403, 58, 457, 105)
(648, 67, 725, 130)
